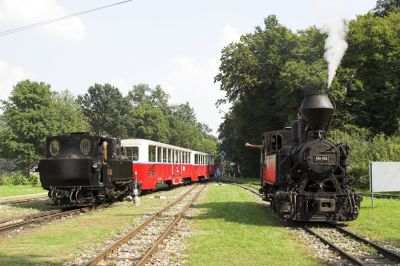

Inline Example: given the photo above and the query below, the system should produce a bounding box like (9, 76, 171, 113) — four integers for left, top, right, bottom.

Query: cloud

(110, 78, 132, 96)
(0, 0, 85, 40)
(0, 59, 33, 101)
(162, 56, 225, 134)
(219, 25, 241, 48)
(161, 25, 239, 135)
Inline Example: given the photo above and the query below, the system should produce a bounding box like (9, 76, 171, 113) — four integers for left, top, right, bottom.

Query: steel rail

(334, 225, 400, 263)
(233, 183, 260, 197)
(85, 184, 200, 266)
(136, 184, 206, 265)
(0, 196, 49, 205)
(0, 207, 93, 234)
(303, 226, 364, 266)
(220, 178, 261, 197)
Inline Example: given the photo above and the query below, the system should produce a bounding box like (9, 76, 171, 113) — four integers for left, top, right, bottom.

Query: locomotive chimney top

(299, 93, 335, 131)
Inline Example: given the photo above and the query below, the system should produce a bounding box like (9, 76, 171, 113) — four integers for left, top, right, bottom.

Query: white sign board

(369, 162, 400, 192)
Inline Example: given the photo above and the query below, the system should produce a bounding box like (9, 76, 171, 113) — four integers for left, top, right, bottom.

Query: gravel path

(287, 224, 400, 265)
(145, 185, 208, 266)
(66, 185, 203, 266)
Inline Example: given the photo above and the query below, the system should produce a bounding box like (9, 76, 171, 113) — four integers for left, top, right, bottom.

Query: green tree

(216, 10, 400, 177)
(129, 102, 170, 142)
(337, 11, 400, 135)
(374, 0, 400, 16)
(0, 80, 89, 177)
(167, 102, 217, 153)
(78, 83, 132, 137)
(216, 15, 301, 176)
(53, 90, 90, 133)
(128, 84, 217, 154)
(128, 84, 170, 112)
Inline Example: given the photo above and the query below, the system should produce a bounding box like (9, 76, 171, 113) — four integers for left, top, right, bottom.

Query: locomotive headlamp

(80, 138, 92, 155)
(49, 140, 60, 156)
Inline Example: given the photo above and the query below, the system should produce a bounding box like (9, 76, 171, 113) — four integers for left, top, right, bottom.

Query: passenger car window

(149, 146, 156, 162)
(125, 146, 139, 161)
(157, 147, 162, 162)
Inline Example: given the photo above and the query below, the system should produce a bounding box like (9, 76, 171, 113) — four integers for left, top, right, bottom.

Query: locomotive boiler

(38, 133, 134, 207)
(247, 94, 362, 222)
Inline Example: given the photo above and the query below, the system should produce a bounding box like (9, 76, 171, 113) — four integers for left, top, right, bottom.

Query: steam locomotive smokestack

(299, 94, 335, 131)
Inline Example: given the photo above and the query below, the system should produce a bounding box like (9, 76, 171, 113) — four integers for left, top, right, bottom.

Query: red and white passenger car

(121, 139, 215, 191)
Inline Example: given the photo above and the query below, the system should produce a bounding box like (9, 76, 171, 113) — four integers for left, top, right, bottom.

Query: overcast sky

(0, 0, 377, 135)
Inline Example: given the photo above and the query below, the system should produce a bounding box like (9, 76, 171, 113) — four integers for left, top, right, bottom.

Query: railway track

(85, 183, 206, 266)
(220, 178, 261, 197)
(0, 206, 100, 234)
(231, 183, 260, 197)
(304, 224, 400, 265)
(224, 179, 400, 265)
(0, 196, 49, 206)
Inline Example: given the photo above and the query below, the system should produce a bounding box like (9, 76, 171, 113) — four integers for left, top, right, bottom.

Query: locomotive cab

(260, 130, 291, 188)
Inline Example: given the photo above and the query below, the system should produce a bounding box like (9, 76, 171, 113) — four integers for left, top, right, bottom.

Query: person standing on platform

(215, 167, 221, 183)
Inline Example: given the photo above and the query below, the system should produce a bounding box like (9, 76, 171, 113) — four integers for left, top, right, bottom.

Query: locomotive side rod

(85, 184, 200, 266)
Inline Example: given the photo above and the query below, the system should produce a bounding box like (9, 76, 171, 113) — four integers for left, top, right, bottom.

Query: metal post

(369, 162, 374, 208)
(133, 175, 140, 206)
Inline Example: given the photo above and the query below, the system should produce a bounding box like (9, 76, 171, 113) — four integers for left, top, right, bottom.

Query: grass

(0, 200, 55, 220)
(0, 186, 190, 266)
(0, 185, 46, 198)
(346, 196, 400, 246)
(185, 184, 321, 266)
(229, 177, 400, 248)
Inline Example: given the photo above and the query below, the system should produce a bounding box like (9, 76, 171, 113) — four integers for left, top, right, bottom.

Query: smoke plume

(320, 20, 349, 88)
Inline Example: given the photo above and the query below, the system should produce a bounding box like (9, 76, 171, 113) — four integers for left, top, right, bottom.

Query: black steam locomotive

(248, 94, 361, 222)
(38, 133, 134, 207)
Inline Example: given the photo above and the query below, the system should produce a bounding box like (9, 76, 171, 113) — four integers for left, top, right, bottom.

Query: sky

(0, 0, 377, 136)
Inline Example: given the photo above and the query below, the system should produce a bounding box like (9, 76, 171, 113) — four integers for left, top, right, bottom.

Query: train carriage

(121, 139, 215, 191)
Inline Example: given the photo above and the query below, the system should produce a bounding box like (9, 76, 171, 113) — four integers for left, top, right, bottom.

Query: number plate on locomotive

(314, 155, 329, 162)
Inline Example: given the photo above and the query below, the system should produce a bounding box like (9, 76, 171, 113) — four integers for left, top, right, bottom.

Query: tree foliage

(374, 0, 400, 16)
(216, 17, 328, 176)
(337, 11, 400, 135)
(217, 11, 400, 179)
(0, 80, 89, 176)
(126, 85, 217, 154)
(78, 83, 131, 137)
(1, 80, 217, 177)
(129, 102, 170, 143)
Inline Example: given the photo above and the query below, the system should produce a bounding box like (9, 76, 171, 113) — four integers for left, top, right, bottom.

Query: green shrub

(29, 174, 41, 187)
(330, 128, 400, 188)
(0, 171, 36, 186)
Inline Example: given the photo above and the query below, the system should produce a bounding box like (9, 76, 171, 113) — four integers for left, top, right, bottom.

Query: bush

(329, 128, 400, 188)
(0, 171, 39, 186)
(29, 173, 41, 187)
